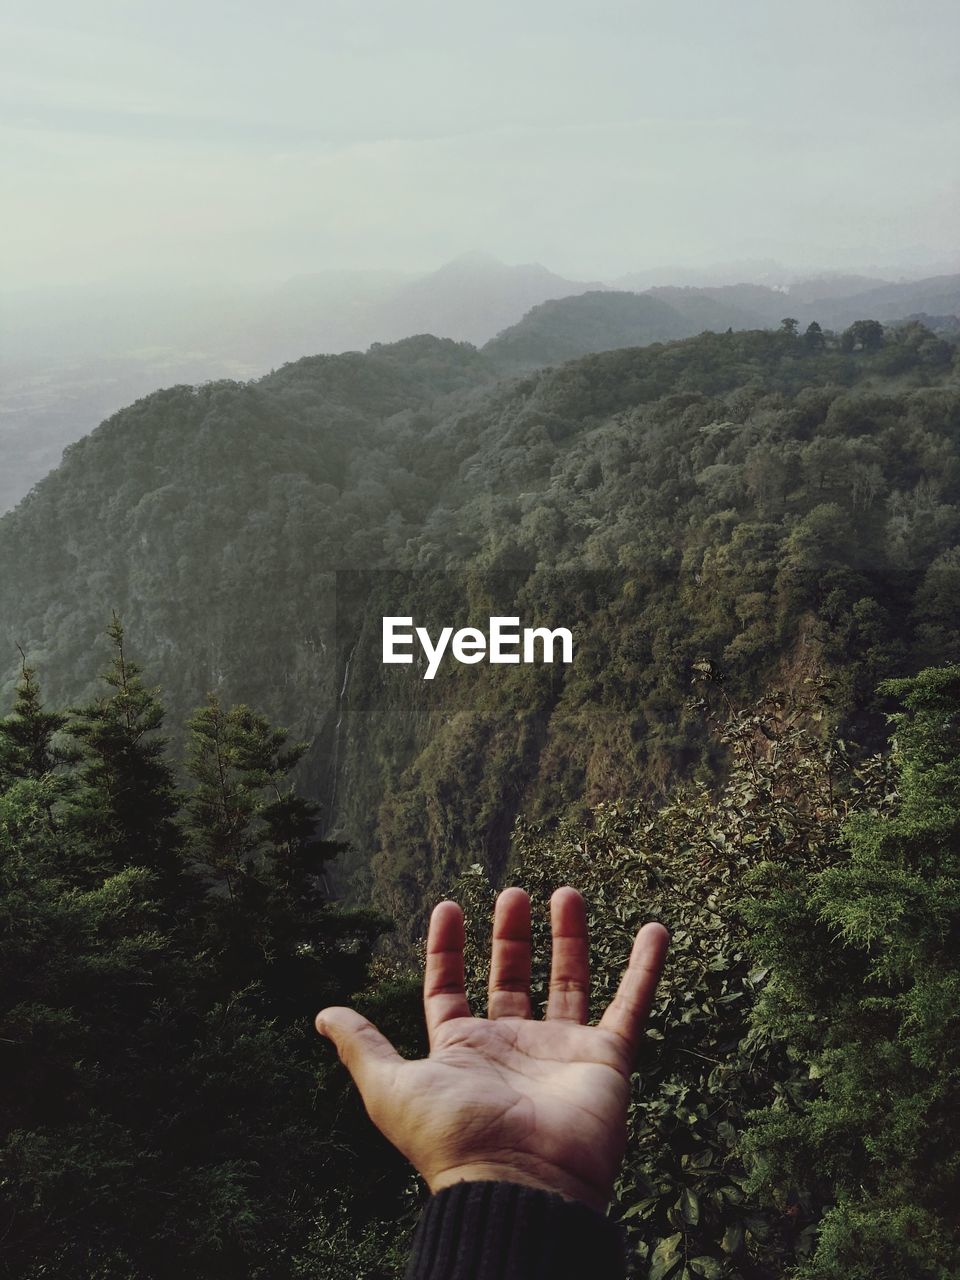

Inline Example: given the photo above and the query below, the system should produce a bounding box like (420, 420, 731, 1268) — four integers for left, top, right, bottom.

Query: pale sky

(2, 0, 959, 290)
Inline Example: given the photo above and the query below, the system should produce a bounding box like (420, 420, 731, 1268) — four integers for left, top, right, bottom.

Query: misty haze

(2, 3, 960, 1278)
(2, 0, 959, 512)
(4, 255, 960, 513)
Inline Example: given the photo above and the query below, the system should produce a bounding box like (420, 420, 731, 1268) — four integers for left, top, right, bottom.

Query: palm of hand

(388, 1015, 632, 1208)
(317, 887, 668, 1212)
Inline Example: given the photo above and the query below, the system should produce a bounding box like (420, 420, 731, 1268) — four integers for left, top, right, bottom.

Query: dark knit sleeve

(404, 1181, 626, 1280)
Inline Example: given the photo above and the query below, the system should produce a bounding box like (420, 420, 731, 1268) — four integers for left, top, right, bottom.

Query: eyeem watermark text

(382, 616, 574, 680)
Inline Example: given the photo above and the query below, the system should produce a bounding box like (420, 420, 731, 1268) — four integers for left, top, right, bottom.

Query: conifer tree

(0, 634, 397, 1277)
(185, 695, 300, 890)
(64, 616, 181, 890)
(185, 694, 385, 1017)
(0, 653, 71, 784)
(0, 664, 172, 1277)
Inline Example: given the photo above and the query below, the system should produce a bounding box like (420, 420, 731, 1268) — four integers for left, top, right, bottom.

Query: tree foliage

(3, 628, 958, 1277)
(448, 670, 959, 1278)
(0, 328, 958, 933)
(743, 665, 960, 1279)
(0, 632, 395, 1279)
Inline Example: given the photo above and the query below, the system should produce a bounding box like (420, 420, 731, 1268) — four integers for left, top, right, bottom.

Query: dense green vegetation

(743, 666, 960, 1279)
(0, 313, 959, 1276)
(0, 631, 407, 1278)
(483, 290, 692, 368)
(3, 630, 957, 1276)
(451, 664, 960, 1279)
(1, 321, 958, 939)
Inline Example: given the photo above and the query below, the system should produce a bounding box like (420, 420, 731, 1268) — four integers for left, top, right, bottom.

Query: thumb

(315, 1005, 401, 1101)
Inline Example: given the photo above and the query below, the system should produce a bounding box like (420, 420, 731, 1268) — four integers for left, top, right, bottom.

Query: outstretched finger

(546, 886, 590, 1023)
(315, 1006, 402, 1105)
(424, 899, 471, 1042)
(598, 922, 670, 1061)
(488, 887, 532, 1019)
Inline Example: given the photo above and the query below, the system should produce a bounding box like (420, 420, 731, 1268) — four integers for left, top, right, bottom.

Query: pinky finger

(598, 922, 669, 1060)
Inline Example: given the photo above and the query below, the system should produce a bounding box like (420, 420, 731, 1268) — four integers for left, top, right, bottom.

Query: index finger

(598, 922, 670, 1060)
(424, 899, 471, 1043)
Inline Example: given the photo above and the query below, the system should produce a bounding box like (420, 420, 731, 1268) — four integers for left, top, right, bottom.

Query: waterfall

(327, 640, 356, 820)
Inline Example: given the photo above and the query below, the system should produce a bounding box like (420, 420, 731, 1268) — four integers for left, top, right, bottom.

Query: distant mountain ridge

(482, 291, 690, 369)
(1, 257, 958, 513)
(484, 275, 960, 370)
(369, 252, 608, 347)
(808, 274, 960, 327)
(0, 255, 603, 514)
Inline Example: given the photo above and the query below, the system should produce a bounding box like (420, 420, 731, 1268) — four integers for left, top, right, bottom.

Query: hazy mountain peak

(438, 250, 508, 272)
(423, 251, 597, 286)
(369, 254, 606, 346)
(785, 273, 891, 304)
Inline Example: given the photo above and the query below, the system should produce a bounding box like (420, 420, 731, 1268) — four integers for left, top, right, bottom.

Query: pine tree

(64, 617, 181, 889)
(185, 694, 386, 1017)
(0, 680, 172, 1277)
(0, 653, 72, 784)
(0, 632, 397, 1277)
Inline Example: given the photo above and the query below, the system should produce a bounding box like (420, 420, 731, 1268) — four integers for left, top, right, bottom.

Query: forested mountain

(488, 277, 960, 373)
(5, 262, 958, 516)
(483, 291, 692, 369)
(649, 274, 960, 333)
(1, 320, 958, 938)
(818, 273, 960, 328)
(0, 256, 600, 514)
(3, 315, 960, 1279)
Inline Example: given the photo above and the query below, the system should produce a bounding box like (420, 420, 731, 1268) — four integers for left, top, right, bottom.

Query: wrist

(427, 1161, 611, 1214)
(408, 1181, 626, 1280)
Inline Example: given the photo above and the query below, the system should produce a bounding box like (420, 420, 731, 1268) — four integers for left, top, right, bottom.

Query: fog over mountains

(2, 252, 959, 513)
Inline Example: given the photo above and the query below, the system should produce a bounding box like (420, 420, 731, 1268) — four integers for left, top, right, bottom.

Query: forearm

(405, 1181, 626, 1280)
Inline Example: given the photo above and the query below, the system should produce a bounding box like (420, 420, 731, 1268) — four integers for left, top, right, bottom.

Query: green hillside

(1, 321, 958, 935)
(483, 290, 692, 369)
(2, 318, 960, 1278)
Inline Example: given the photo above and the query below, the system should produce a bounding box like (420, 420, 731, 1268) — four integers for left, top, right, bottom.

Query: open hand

(316, 887, 669, 1212)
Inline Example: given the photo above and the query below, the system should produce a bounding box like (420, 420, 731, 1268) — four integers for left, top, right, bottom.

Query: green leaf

(680, 1187, 700, 1226)
(620, 1196, 658, 1220)
(716, 1120, 737, 1147)
(721, 1223, 743, 1254)
(690, 1259, 725, 1279)
(649, 1232, 684, 1280)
